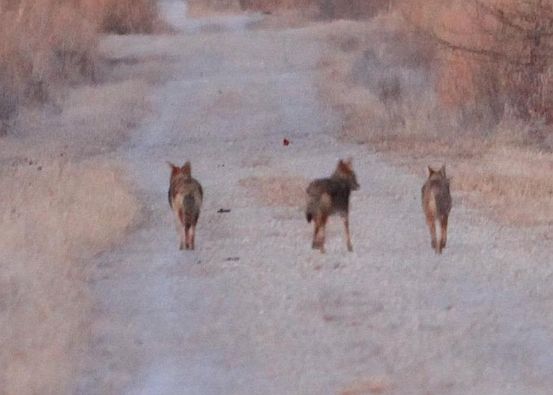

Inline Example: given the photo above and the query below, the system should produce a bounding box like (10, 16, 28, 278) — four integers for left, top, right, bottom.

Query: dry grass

(401, 0, 553, 126)
(340, 375, 393, 394)
(187, 0, 313, 14)
(239, 176, 306, 207)
(187, 0, 241, 16)
(0, 160, 140, 394)
(98, 0, 161, 34)
(454, 146, 553, 225)
(0, 0, 98, 128)
(0, 28, 164, 394)
(188, 0, 389, 18)
(0, 0, 159, 131)
(317, 16, 553, 227)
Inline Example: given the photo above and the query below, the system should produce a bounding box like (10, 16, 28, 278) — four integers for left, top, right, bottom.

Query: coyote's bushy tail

(184, 194, 197, 227)
(305, 198, 317, 223)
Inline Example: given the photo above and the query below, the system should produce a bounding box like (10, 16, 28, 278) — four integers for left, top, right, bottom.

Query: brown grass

(187, 0, 241, 16)
(0, 0, 159, 131)
(404, 0, 553, 126)
(97, 0, 161, 34)
(0, 26, 164, 393)
(188, 0, 389, 18)
(317, 16, 553, 227)
(0, 160, 140, 394)
(340, 375, 393, 394)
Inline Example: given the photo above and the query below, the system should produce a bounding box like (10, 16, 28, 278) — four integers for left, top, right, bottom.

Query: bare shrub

(341, 0, 553, 138)
(0, 0, 159, 132)
(237, 0, 313, 12)
(407, 0, 553, 139)
(98, 0, 160, 34)
(317, 0, 390, 19)
(0, 0, 97, 131)
(347, 31, 436, 131)
(187, 0, 241, 15)
(206, 0, 390, 18)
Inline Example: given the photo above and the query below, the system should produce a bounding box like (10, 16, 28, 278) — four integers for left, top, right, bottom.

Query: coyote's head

(168, 161, 192, 181)
(333, 158, 360, 190)
(427, 165, 448, 182)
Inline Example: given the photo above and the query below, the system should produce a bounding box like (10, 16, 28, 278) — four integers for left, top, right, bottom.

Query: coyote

(305, 158, 360, 253)
(168, 161, 203, 250)
(421, 165, 451, 254)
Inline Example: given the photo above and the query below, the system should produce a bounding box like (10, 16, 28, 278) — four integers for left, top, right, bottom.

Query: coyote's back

(168, 161, 203, 250)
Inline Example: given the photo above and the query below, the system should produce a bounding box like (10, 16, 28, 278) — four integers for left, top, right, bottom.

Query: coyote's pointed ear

(337, 159, 348, 172)
(440, 164, 446, 177)
(182, 161, 191, 176)
(168, 161, 180, 176)
(427, 166, 434, 177)
(344, 157, 353, 169)
(167, 161, 179, 170)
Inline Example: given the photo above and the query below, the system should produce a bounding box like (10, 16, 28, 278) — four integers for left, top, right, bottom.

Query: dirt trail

(77, 2, 553, 394)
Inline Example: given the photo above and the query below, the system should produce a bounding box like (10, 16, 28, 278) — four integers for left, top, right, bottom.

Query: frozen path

(77, 2, 553, 394)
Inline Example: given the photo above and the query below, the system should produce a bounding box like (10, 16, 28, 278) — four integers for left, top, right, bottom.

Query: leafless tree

(424, 0, 553, 124)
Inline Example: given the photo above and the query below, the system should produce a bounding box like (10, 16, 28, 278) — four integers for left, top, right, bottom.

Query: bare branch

(474, 0, 528, 33)
(423, 28, 534, 66)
